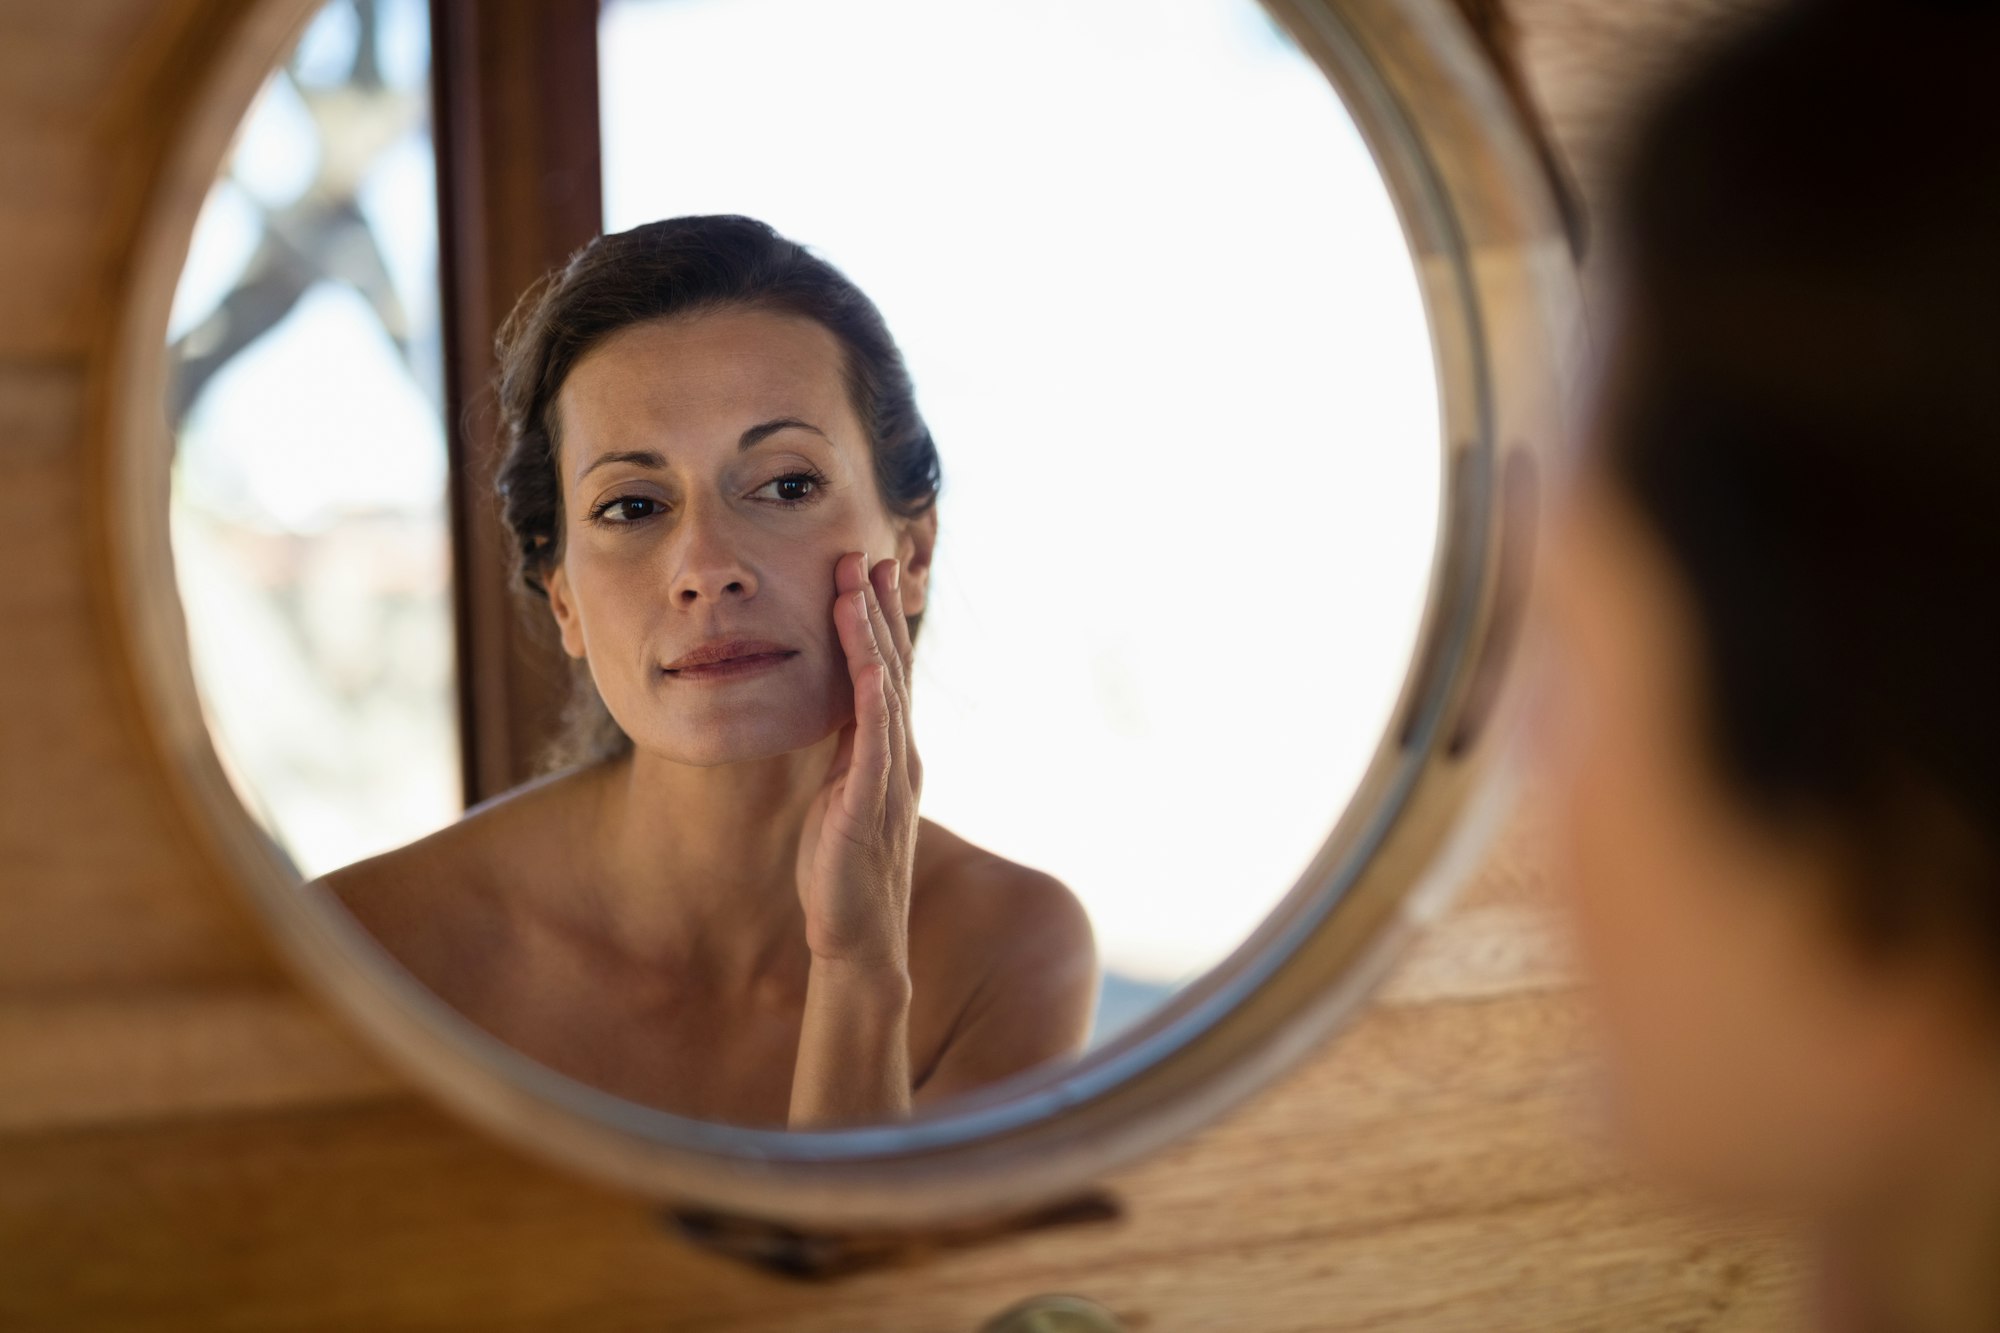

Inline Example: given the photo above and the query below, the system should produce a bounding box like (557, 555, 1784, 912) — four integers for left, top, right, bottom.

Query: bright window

(168, 0, 461, 880)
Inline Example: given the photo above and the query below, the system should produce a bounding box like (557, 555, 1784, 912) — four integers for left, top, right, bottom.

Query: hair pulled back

(1603, 0, 2000, 962)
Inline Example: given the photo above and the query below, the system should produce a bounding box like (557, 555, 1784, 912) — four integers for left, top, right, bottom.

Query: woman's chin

(624, 706, 845, 768)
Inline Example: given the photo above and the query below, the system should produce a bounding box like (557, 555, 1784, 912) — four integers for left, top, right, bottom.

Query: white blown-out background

(600, 0, 1441, 1033)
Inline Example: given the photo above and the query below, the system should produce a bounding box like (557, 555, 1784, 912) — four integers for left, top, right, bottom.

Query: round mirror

(107, 0, 1579, 1228)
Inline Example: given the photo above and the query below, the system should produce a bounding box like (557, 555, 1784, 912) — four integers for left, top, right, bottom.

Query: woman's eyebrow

(573, 419, 827, 484)
(575, 448, 665, 485)
(738, 417, 828, 451)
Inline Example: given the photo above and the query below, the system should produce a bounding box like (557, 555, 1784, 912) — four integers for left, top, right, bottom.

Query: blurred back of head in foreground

(1533, 0, 2000, 1326)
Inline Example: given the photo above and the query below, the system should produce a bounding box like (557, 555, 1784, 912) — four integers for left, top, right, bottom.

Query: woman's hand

(795, 550, 923, 971)
(789, 550, 922, 1127)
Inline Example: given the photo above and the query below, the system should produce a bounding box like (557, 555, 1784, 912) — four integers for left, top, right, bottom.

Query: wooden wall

(0, 1, 1797, 1328)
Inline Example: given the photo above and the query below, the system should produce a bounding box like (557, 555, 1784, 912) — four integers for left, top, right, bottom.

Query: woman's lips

(661, 639, 800, 681)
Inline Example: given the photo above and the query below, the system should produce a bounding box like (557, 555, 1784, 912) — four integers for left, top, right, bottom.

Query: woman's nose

(666, 500, 758, 606)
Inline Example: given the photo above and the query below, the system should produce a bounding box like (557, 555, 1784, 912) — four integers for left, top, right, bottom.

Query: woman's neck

(1817, 1064, 2000, 1333)
(547, 736, 840, 985)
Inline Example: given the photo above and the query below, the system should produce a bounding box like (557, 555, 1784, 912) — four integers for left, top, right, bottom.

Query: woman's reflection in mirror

(310, 215, 1099, 1129)
(1534, 2, 2000, 1329)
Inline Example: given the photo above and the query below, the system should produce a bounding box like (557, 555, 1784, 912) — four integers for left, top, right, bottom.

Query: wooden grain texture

(0, 361, 276, 992)
(0, 0, 223, 359)
(0, 0, 287, 993)
(0, 986, 398, 1134)
(0, 986, 1801, 1333)
(0, 0, 1806, 1327)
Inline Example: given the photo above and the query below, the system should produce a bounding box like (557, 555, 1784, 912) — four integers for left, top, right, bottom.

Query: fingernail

(889, 559, 901, 591)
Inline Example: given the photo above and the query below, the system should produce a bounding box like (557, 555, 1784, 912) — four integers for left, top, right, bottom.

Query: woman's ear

(895, 508, 938, 618)
(545, 560, 587, 660)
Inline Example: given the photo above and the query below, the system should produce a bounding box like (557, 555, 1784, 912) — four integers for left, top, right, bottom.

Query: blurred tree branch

(169, 0, 427, 427)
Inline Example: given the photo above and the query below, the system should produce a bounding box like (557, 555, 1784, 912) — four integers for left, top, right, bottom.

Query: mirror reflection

(169, 0, 1439, 1128)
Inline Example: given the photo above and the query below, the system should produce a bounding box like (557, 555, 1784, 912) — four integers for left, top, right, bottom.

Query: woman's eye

(595, 496, 663, 524)
(757, 472, 823, 505)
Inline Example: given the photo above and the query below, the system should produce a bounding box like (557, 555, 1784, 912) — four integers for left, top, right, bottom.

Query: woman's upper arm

(912, 868, 1100, 1107)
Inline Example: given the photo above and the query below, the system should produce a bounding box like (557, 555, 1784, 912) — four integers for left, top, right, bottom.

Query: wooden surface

(0, 831, 1801, 1331)
(0, 1, 1800, 1328)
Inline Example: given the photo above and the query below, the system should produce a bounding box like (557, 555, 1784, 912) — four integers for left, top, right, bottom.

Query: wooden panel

(0, 986, 397, 1134)
(0, 360, 276, 990)
(0, 986, 1800, 1332)
(0, 0, 292, 986)
(0, 133, 107, 357)
(0, 0, 220, 358)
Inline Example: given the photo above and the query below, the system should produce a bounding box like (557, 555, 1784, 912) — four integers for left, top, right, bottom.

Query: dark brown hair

(493, 215, 942, 774)
(1601, 0, 2000, 961)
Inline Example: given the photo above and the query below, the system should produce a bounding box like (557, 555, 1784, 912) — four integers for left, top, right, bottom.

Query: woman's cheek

(799, 548, 864, 732)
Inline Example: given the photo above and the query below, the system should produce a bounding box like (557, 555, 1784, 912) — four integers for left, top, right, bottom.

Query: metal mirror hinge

(660, 1190, 1124, 1281)
(982, 1294, 1130, 1332)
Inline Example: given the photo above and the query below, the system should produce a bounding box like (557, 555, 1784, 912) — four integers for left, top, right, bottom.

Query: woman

(1533, 1, 2000, 1328)
(312, 215, 1099, 1130)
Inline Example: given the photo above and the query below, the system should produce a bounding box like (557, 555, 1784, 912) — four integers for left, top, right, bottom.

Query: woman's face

(544, 305, 932, 767)
(1532, 459, 1977, 1214)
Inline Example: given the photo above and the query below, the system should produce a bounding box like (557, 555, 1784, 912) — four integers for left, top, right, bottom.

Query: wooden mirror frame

(96, 0, 1582, 1232)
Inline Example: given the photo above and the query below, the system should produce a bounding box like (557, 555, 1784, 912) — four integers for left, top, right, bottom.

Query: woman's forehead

(556, 307, 859, 462)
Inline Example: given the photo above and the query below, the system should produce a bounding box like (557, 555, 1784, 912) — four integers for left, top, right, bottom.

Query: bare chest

(464, 958, 815, 1127)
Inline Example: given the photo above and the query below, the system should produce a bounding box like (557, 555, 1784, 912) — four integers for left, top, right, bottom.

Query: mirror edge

(91, 0, 1586, 1231)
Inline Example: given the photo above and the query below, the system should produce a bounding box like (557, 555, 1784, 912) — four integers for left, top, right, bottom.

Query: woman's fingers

(833, 551, 916, 807)
(834, 581, 893, 815)
(865, 559, 921, 798)
(860, 563, 908, 705)
(833, 548, 870, 601)
(855, 573, 910, 787)
(868, 557, 915, 691)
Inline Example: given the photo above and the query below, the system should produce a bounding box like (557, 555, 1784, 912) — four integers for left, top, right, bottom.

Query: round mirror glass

(164, 0, 1439, 1133)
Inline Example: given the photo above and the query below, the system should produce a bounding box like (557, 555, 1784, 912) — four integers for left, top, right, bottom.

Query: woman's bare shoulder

(304, 761, 608, 965)
(907, 820, 1101, 1094)
(911, 818, 1097, 967)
